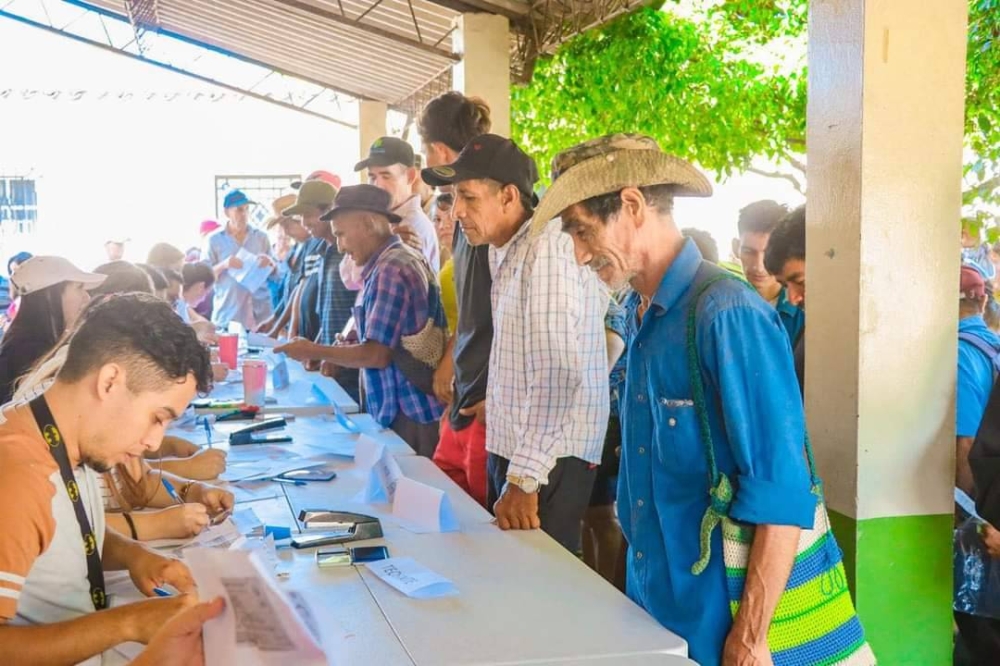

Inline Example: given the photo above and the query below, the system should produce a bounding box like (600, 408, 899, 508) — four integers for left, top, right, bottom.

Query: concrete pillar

(452, 13, 510, 137)
(358, 100, 387, 181)
(807, 1, 968, 663)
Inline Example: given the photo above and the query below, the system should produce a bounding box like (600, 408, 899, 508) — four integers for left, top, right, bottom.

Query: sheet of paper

(225, 460, 326, 484)
(230, 534, 288, 579)
(364, 557, 459, 599)
(392, 477, 460, 533)
(227, 445, 303, 464)
(231, 483, 280, 504)
(186, 548, 327, 666)
(231, 248, 272, 294)
(146, 518, 243, 552)
(232, 507, 265, 535)
(246, 332, 286, 349)
(221, 463, 273, 483)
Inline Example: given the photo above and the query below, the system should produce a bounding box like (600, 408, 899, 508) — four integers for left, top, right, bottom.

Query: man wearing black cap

(422, 135, 610, 552)
(277, 186, 447, 455)
(356, 137, 439, 272)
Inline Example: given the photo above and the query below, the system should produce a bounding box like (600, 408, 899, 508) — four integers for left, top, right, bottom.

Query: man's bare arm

(724, 524, 800, 663)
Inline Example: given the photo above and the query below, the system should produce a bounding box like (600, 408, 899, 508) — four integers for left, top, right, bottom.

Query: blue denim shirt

(619, 239, 815, 666)
(775, 286, 804, 346)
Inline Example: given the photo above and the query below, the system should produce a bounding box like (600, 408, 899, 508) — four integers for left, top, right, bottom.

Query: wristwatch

(505, 474, 540, 494)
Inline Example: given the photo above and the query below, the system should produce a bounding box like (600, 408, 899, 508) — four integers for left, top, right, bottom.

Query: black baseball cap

(422, 134, 540, 204)
(320, 184, 403, 225)
(354, 137, 415, 171)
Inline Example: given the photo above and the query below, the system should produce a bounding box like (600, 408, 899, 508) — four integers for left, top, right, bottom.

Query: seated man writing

(0, 293, 213, 664)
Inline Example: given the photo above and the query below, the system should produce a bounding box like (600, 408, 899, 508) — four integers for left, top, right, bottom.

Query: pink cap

(292, 170, 342, 190)
(199, 219, 221, 236)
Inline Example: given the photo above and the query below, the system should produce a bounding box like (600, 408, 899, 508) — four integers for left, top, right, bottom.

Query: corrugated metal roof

(81, 0, 474, 104)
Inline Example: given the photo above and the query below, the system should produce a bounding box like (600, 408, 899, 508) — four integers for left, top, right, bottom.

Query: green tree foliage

(514, 0, 1000, 223)
(511, 5, 806, 183)
(964, 0, 1000, 215)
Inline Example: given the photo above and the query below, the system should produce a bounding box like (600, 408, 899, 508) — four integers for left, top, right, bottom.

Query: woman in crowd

(0, 256, 105, 404)
(4, 250, 32, 327)
(432, 192, 458, 333)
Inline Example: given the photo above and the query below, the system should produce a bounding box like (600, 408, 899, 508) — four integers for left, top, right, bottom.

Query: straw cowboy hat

(266, 193, 299, 229)
(531, 134, 713, 233)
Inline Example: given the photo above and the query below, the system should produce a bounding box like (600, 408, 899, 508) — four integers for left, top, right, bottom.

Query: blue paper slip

(272, 353, 290, 390)
(263, 525, 292, 541)
(307, 384, 332, 406)
(359, 448, 404, 504)
(364, 557, 458, 599)
(956, 487, 985, 523)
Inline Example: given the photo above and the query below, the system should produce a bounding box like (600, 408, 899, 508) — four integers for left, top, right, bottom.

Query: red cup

(242, 359, 268, 408)
(218, 334, 239, 370)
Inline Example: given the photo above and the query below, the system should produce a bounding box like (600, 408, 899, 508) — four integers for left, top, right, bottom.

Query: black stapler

(290, 510, 384, 549)
(228, 417, 291, 445)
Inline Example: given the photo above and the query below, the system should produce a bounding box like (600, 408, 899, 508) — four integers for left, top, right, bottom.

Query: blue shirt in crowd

(202, 226, 274, 329)
(619, 239, 815, 666)
(356, 237, 445, 428)
(775, 286, 804, 346)
(957, 315, 1000, 438)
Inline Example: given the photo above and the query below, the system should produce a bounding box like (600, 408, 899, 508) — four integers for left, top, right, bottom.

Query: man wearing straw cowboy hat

(423, 134, 610, 553)
(533, 135, 820, 666)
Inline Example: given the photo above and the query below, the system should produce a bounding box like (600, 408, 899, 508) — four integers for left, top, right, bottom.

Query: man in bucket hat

(277, 185, 447, 456)
(535, 135, 817, 666)
(424, 134, 610, 553)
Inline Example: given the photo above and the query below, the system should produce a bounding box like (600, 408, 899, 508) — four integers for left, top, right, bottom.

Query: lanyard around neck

(28, 396, 107, 611)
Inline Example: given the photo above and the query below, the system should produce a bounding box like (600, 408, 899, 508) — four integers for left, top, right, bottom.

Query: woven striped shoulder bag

(686, 273, 876, 666)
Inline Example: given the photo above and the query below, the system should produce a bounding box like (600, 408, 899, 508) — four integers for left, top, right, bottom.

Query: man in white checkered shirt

(423, 134, 609, 552)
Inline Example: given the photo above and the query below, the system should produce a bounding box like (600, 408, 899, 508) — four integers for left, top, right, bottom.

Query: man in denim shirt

(533, 135, 815, 666)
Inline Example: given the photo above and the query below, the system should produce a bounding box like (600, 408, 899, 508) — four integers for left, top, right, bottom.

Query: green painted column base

(828, 510, 953, 665)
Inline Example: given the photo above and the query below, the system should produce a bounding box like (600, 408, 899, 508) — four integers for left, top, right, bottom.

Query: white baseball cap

(11, 256, 107, 297)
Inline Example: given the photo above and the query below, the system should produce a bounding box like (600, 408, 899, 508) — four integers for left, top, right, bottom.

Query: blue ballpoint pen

(153, 587, 173, 597)
(162, 478, 183, 505)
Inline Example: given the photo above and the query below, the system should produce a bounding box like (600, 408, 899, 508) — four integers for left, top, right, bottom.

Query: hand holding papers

(230, 248, 272, 294)
(186, 548, 326, 666)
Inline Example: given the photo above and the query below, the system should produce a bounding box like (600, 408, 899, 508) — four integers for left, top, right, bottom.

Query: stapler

(290, 510, 383, 549)
(228, 417, 290, 445)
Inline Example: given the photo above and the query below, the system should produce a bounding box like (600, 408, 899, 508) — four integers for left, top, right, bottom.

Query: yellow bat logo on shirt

(66, 480, 80, 503)
(83, 532, 97, 556)
(43, 425, 61, 448)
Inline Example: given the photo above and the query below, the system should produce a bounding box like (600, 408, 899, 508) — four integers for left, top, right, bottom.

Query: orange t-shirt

(0, 402, 105, 624)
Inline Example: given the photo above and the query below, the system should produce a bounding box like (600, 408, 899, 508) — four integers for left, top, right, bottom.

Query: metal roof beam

(419, 0, 528, 20)
(274, 0, 461, 62)
(0, 4, 358, 128)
